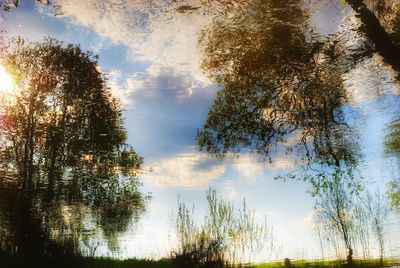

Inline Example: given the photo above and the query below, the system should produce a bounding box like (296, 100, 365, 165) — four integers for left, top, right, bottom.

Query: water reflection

(385, 119, 400, 211)
(0, 0, 399, 265)
(173, 187, 274, 266)
(0, 38, 145, 256)
(195, 0, 400, 264)
(197, 0, 359, 174)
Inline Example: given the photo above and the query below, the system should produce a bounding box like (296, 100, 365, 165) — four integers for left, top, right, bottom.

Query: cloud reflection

(142, 152, 225, 188)
(141, 151, 298, 189)
(51, 0, 214, 95)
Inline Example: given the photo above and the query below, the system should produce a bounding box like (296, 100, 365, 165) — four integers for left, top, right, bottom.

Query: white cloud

(294, 211, 316, 230)
(307, 0, 352, 37)
(140, 151, 298, 189)
(104, 64, 210, 105)
(231, 156, 265, 183)
(129, 65, 204, 100)
(344, 54, 400, 104)
(230, 154, 297, 182)
(51, 0, 216, 99)
(106, 69, 143, 105)
(142, 152, 225, 188)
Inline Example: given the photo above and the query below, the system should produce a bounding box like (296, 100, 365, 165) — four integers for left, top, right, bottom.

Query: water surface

(0, 0, 399, 263)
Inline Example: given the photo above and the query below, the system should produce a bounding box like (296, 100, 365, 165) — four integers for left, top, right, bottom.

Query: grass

(0, 254, 398, 268)
(0, 255, 173, 268)
(247, 258, 399, 268)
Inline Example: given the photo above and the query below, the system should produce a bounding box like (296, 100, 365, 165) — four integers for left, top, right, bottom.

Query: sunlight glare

(0, 65, 14, 93)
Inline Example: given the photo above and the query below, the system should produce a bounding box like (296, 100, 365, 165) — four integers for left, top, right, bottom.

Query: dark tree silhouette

(345, 0, 400, 72)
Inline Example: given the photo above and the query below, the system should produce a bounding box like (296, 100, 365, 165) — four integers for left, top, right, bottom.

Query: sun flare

(0, 65, 14, 93)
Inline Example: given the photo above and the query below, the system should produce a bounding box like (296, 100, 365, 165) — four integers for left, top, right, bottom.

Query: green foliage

(251, 258, 399, 268)
(0, 37, 144, 255)
(383, 119, 400, 211)
(173, 188, 273, 267)
(387, 180, 400, 210)
(0, 254, 174, 268)
(1, 37, 143, 179)
(197, 0, 359, 171)
(313, 169, 363, 265)
(384, 119, 400, 156)
(364, 189, 390, 266)
(311, 170, 392, 266)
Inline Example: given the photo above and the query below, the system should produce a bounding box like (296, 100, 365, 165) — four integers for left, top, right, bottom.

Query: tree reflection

(197, 0, 359, 171)
(0, 38, 145, 256)
(385, 119, 400, 210)
(313, 170, 361, 265)
(173, 187, 275, 266)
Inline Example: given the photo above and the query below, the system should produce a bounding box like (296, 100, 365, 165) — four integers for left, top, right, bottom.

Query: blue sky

(1, 0, 399, 261)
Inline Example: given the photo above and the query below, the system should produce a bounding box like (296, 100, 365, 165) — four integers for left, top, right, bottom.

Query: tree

(365, 189, 390, 266)
(345, 0, 400, 71)
(387, 180, 400, 210)
(197, 0, 359, 171)
(313, 170, 363, 265)
(1, 37, 141, 190)
(174, 187, 273, 266)
(0, 38, 144, 255)
(384, 119, 400, 211)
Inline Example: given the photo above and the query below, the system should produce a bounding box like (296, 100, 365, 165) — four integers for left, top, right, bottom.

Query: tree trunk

(46, 102, 68, 203)
(346, 0, 400, 72)
(347, 247, 353, 266)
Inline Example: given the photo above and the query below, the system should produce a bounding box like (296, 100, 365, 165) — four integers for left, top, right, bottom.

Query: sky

(0, 0, 399, 262)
